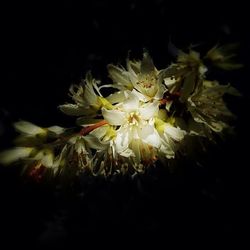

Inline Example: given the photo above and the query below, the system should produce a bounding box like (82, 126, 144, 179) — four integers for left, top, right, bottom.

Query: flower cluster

(0, 44, 241, 179)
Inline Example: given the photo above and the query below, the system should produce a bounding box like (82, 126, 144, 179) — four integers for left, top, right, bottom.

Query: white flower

(13, 121, 65, 146)
(59, 72, 112, 117)
(107, 52, 166, 101)
(0, 44, 241, 177)
(160, 48, 208, 105)
(90, 124, 122, 175)
(205, 44, 243, 70)
(155, 118, 186, 159)
(187, 80, 240, 133)
(66, 133, 107, 172)
(102, 91, 160, 165)
(32, 148, 55, 168)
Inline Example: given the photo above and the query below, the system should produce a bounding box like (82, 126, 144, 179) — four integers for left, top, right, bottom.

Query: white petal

(119, 148, 135, 158)
(165, 101, 173, 111)
(102, 108, 126, 125)
(138, 125, 161, 148)
(127, 59, 141, 75)
(160, 144, 175, 159)
(74, 139, 88, 155)
(107, 64, 132, 87)
(59, 104, 93, 116)
(131, 89, 150, 102)
(84, 82, 99, 105)
(90, 125, 109, 139)
(0, 147, 33, 165)
(84, 134, 108, 150)
(139, 100, 159, 120)
(130, 139, 141, 162)
(188, 119, 205, 136)
(34, 149, 54, 167)
(53, 145, 68, 170)
(126, 60, 140, 84)
(164, 77, 176, 87)
(41, 154, 54, 167)
(14, 121, 46, 135)
(141, 52, 155, 74)
(106, 90, 126, 104)
(115, 128, 130, 153)
(164, 124, 186, 141)
(154, 84, 167, 100)
(122, 91, 140, 111)
(47, 126, 65, 135)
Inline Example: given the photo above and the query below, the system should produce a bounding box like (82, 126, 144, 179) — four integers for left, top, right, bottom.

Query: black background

(0, 0, 249, 247)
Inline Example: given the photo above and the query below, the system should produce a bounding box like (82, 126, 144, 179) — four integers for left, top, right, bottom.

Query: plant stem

(79, 120, 108, 136)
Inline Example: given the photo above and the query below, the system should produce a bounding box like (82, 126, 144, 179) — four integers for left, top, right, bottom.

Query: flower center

(127, 112, 141, 126)
(138, 74, 157, 89)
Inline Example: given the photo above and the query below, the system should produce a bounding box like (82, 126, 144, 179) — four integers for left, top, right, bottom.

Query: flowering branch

(0, 44, 242, 179)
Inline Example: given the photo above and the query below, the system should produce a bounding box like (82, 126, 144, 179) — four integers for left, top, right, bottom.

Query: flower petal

(107, 64, 132, 89)
(131, 89, 150, 102)
(59, 104, 94, 116)
(160, 144, 175, 159)
(106, 90, 127, 104)
(115, 128, 130, 153)
(34, 149, 54, 167)
(84, 134, 108, 150)
(164, 124, 186, 141)
(139, 100, 159, 120)
(138, 124, 161, 148)
(47, 126, 65, 135)
(90, 125, 109, 140)
(122, 91, 140, 111)
(119, 148, 135, 158)
(14, 121, 46, 135)
(140, 51, 155, 74)
(130, 139, 141, 162)
(102, 108, 126, 126)
(0, 147, 34, 165)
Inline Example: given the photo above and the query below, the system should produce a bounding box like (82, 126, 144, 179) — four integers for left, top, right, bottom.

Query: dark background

(0, 0, 249, 247)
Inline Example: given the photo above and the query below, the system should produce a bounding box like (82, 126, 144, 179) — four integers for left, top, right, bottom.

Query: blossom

(102, 90, 160, 166)
(0, 45, 241, 178)
(205, 44, 243, 70)
(59, 72, 113, 118)
(160, 48, 208, 105)
(155, 118, 186, 159)
(13, 120, 65, 146)
(107, 52, 166, 101)
(187, 80, 240, 133)
(90, 124, 121, 175)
